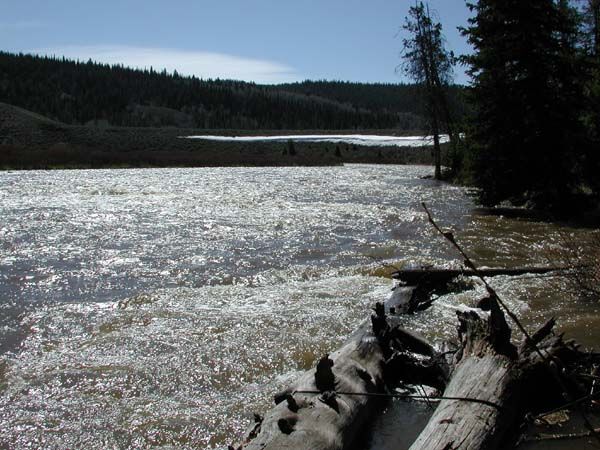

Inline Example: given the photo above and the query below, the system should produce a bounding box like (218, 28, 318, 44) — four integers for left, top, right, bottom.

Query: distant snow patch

(183, 134, 449, 147)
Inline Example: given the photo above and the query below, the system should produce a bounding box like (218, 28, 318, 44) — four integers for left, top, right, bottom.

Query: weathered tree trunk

(234, 277, 595, 450)
(234, 287, 441, 450)
(237, 328, 385, 450)
(409, 301, 520, 450)
(236, 326, 388, 450)
(392, 266, 568, 285)
(409, 301, 583, 450)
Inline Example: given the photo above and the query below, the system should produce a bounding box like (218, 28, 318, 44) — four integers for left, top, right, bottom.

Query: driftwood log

(392, 267, 567, 285)
(410, 301, 522, 450)
(410, 300, 591, 450)
(233, 287, 444, 450)
(234, 279, 598, 450)
(235, 200, 599, 450)
(392, 267, 570, 318)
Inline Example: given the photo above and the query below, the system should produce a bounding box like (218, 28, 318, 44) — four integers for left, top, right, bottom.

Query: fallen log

(406, 204, 600, 449)
(392, 267, 569, 285)
(233, 287, 443, 450)
(409, 299, 590, 450)
(234, 269, 597, 450)
(524, 427, 600, 443)
(409, 301, 520, 450)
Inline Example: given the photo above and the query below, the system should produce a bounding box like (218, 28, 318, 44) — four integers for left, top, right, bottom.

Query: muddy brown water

(0, 165, 597, 449)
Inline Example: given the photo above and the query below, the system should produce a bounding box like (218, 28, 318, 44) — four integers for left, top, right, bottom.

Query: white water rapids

(0, 165, 596, 449)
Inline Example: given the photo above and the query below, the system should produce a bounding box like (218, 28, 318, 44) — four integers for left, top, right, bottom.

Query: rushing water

(0, 165, 597, 449)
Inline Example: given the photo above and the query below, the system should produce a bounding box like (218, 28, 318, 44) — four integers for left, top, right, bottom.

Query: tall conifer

(462, 0, 582, 208)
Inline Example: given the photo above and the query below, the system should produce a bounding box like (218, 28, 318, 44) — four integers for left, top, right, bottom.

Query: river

(0, 165, 597, 449)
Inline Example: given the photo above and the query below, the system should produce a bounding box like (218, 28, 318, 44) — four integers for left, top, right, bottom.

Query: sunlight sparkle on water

(0, 165, 592, 449)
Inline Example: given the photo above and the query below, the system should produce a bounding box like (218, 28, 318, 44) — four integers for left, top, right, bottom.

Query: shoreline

(0, 140, 444, 170)
(0, 103, 447, 170)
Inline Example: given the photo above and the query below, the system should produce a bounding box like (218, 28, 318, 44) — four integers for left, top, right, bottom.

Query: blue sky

(1, 0, 472, 84)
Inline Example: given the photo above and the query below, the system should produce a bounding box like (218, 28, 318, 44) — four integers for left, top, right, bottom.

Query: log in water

(236, 287, 442, 450)
(392, 267, 569, 285)
(1, 166, 598, 450)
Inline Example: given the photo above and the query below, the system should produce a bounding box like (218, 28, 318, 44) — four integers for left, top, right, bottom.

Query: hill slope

(0, 51, 465, 130)
(0, 102, 69, 146)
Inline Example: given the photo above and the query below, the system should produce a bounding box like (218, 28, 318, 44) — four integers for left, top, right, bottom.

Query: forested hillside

(0, 51, 465, 130)
(274, 80, 468, 120)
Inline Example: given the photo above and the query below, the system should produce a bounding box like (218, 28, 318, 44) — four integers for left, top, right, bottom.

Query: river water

(0, 165, 597, 449)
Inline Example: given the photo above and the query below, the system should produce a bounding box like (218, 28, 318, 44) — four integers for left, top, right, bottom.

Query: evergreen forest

(455, 0, 600, 210)
(0, 51, 465, 131)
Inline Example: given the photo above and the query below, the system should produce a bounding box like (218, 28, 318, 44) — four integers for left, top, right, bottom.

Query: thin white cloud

(0, 20, 45, 31)
(29, 45, 302, 84)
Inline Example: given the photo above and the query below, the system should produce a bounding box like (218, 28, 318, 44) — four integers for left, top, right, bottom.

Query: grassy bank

(0, 103, 444, 169)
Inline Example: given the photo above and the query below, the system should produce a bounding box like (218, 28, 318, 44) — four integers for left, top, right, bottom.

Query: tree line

(0, 51, 466, 131)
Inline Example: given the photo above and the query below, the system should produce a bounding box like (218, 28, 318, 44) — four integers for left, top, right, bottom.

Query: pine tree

(462, 0, 583, 208)
(581, 0, 600, 194)
(401, 1, 455, 180)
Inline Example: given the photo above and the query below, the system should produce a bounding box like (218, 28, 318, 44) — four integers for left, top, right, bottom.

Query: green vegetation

(0, 103, 445, 169)
(0, 51, 465, 131)
(581, 0, 600, 197)
(0, 50, 464, 170)
(456, 0, 600, 211)
(271, 80, 467, 129)
(400, 2, 456, 180)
